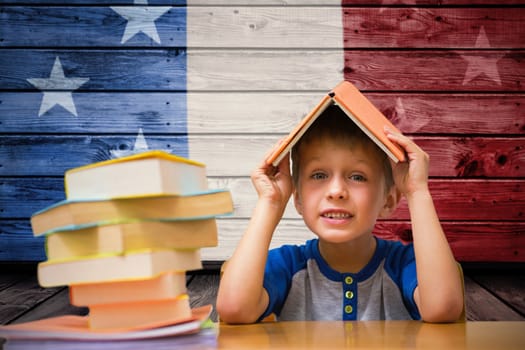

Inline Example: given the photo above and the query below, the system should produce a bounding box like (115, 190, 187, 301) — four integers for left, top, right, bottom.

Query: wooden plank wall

(0, 0, 524, 263)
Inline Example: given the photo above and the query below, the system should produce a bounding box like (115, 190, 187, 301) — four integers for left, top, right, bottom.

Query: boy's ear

(379, 186, 402, 218)
(293, 189, 303, 216)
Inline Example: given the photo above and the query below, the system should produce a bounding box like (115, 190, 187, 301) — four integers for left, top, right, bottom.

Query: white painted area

(202, 219, 314, 261)
(185, 4, 344, 260)
(187, 0, 342, 4)
(187, 7, 343, 48)
(186, 50, 344, 91)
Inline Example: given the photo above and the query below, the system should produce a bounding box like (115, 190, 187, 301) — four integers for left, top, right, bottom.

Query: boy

(217, 105, 464, 323)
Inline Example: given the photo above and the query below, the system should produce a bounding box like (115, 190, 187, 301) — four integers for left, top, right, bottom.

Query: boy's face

(294, 137, 396, 243)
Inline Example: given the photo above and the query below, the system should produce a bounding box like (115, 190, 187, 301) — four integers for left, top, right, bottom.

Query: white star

(27, 57, 89, 117)
(110, 128, 154, 158)
(111, 5, 171, 44)
(392, 97, 429, 132)
(461, 26, 505, 86)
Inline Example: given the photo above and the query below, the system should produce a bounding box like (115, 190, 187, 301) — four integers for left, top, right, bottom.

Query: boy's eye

(350, 174, 366, 182)
(311, 172, 327, 180)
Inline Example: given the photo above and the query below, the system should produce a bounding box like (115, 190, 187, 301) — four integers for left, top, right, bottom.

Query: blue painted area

(0, 7, 187, 47)
(0, 50, 187, 90)
(0, 3, 189, 261)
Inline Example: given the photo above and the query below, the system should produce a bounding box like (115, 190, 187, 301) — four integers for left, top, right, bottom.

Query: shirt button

(345, 305, 353, 314)
(345, 291, 354, 299)
(344, 276, 353, 285)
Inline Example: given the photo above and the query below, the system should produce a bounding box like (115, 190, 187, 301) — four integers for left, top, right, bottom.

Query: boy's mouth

(321, 211, 352, 219)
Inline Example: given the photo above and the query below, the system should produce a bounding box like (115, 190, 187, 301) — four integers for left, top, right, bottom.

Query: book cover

(2, 329, 217, 350)
(65, 150, 208, 200)
(88, 294, 192, 330)
(69, 271, 187, 307)
(37, 249, 202, 287)
(266, 81, 406, 166)
(31, 189, 233, 236)
(45, 218, 218, 260)
(0, 305, 213, 341)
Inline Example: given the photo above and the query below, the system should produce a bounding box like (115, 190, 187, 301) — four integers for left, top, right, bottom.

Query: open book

(266, 81, 406, 166)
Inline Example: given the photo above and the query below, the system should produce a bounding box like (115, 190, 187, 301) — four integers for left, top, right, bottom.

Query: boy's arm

(216, 153, 292, 324)
(386, 128, 464, 323)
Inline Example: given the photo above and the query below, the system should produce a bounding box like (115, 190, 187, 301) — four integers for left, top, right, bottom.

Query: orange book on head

(88, 295, 192, 330)
(266, 81, 406, 166)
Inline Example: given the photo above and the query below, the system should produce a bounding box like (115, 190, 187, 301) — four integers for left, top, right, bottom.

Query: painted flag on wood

(0, 1, 524, 262)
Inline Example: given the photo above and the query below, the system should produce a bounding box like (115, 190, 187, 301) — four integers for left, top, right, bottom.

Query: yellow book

(88, 295, 192, 330)
(31, 190, 233, 236)
(69, 271, 187, 307)
(37, 249, 202, 287)
(46, 219, 218, 260)
(65, 150, 208, 200)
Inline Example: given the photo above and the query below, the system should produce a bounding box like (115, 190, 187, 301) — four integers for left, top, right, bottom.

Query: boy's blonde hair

(291, 104, 394, 190)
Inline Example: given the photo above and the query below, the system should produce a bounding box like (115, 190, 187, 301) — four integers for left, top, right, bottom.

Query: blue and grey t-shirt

(261, 237, 420, 321)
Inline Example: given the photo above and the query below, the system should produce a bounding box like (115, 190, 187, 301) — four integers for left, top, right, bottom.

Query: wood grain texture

(0, 276, 62, 324)
(0, 49, 187, 91)
(0, 1, 523, 7)
(9, 288, 88, 325)
(0, 272, 524, 326)
(342, 8, 525, 49)
(1, 92, 523, 135)
(207, 220, 525, 262)
(464, 276, 525, 321)
(0, 1, 523, 263)
(197, 0, 525, 4)
(187, 273, 220, 322)
(2, 176, 524, 220)
(3, 217, 523, 262)
(0, 7, 186, 47)
(2, 136, 524, 177)
(469, 271, 525, 316)
(2, 50, 522, 91)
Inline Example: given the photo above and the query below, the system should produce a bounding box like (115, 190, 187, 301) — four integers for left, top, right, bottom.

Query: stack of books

(2, 151, 232, 342)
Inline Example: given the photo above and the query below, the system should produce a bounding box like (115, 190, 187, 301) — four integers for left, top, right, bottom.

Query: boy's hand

(385, 127, 430, 197)
(251, 145, 293, 211)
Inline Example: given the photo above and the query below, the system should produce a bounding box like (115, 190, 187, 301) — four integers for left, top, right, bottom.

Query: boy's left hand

(385, 127, 430, 197)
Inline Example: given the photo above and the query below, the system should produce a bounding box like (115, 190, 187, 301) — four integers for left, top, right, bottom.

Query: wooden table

(217, 321, 525, 349)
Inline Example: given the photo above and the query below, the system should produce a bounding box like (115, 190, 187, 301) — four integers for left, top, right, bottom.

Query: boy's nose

(327, 178, 348, 200)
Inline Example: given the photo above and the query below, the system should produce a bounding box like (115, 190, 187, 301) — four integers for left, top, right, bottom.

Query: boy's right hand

(251, 147, 293, 212)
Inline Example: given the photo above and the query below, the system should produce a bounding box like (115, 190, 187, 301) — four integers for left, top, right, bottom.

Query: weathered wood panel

(6, 288, 88, 325)
(0, 50, 188, 91)
(1, 50, 523, 91)
(7, 6, 520, 49)
(1, 92, 523, 135)
(469, 271, 525, 315)
(2, 177, 524, 221)
(189, 50, 524, 91)
(0, 7, 187, 47)
(206, 220, 525, 262)
(0, 273, 523, 325)
(0, 1, 524, 7)
(0, 276, 62, 324)
(0, 235, 45, 261)
(464, 276, 525, 321)
(0, 1, 523, 264)
(2, 218, 524, 262)
(2, 136, 524, 178)
(187, 273, 220, 322)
